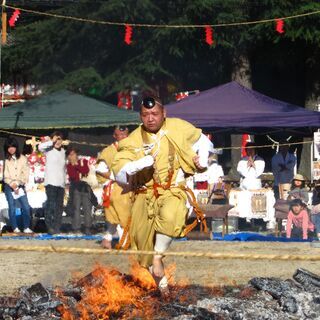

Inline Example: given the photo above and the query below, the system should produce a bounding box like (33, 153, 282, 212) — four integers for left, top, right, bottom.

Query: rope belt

(117, 183, 208, 250)
(102, 181, 114, 208)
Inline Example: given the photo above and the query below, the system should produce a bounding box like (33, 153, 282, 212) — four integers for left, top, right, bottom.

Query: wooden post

(1, 12, 6, 45)
(26, 136, 40, 152)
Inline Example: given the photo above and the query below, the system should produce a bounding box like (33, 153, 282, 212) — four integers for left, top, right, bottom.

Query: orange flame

(57, 262, 230, 319)
(59, 262, 177, 319)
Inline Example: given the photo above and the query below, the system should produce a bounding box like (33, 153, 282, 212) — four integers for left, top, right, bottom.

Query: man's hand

(10, 182, 18, 190)
(97, 171, 111, 179)
(247, 157, 255, 168)
(135, 155, 154, 171)
(193, 155, 206, 171)
(62, 140, 70, 146)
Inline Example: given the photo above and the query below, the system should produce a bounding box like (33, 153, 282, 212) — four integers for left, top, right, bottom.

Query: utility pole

(0, 0, 6, 108)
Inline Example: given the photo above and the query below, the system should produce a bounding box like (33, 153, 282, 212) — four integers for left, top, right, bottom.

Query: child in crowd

(311, 181, 320, 240)
(3, 137, 33, 233)
(38, 132, 66, 234)
(286, 198, 314, 240)
(287, 174, 309, 204)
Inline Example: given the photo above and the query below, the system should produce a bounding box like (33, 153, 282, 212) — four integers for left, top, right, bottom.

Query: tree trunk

(228, 53, 252, 178)
(299, 67, 320, 180)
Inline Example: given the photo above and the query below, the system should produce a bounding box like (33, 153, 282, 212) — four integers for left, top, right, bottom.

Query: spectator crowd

(1, 130, 319, 242)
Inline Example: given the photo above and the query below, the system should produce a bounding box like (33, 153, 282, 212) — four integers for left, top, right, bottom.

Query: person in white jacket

(237, 142, 265, 190)
(38, 132, 66, 234)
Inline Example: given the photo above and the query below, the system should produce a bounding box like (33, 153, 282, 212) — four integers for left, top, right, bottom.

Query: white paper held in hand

(96, 161, 109, 174)
(12, 188, 25, 200)
(135, 155, 154, 171)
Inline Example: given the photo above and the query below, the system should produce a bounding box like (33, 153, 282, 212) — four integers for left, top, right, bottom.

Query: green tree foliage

(2, 0, 320, 101)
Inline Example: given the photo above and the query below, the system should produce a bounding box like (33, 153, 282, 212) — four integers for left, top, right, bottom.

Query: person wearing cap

(193, 154, 224, 189)
(271, 141, 296, 200)
(111, 96, 213, 294)
(207, 154, 224, 185)
(287, 174, 309, 204)
(286, 198, 314, 240)
(192, 153, 224, 203)
(237, 142, 265, 190)
(95, 126, 131, 249)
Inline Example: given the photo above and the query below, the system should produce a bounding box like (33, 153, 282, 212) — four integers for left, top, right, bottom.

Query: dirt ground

(0, 238, 319, 295)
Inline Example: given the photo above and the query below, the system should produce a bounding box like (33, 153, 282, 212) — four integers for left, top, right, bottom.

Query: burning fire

(58, 262, 172, 319)
(57, 261, 226, 319)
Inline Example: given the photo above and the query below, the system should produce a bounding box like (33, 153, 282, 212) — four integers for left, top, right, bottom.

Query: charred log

(293, 268, 320, 293)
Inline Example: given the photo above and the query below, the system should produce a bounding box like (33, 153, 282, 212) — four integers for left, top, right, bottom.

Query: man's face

(53, 136, 63, 149)
(140, 104, 166, 133)
(280, 145, 289, 155)
(246, 148, 255, 158)
(113, 128, 128, 142)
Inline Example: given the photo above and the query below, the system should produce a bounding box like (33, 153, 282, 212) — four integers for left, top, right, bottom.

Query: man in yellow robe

(96, 126, 131, 249)
(112, 97, 213, 292)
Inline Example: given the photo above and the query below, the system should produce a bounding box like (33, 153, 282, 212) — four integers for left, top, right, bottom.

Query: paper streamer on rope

(204, 26, 214, 45)
(124, 24, 133, 45)
(275, 18, 285, 34)
(8, 9, 21, 27)
(241, 134, 251, 157)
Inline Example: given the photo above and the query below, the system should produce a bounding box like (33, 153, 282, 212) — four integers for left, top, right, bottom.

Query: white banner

(314, 132, 320, 159)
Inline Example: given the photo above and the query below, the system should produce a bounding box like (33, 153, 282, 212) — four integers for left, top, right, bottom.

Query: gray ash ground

(0, 268, 319, 319)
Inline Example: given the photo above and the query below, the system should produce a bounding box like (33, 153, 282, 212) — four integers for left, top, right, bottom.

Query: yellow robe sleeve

(112, 118, 201, 177)
(96, 144, 117, 184)
(111, 128, 142, 176)
(165, 118, 202, 175)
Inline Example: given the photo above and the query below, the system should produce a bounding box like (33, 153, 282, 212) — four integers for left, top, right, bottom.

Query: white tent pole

(311, 141, 314, 183)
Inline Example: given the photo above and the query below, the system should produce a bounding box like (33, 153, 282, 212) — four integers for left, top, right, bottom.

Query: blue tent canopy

(165, 82, 320, 134)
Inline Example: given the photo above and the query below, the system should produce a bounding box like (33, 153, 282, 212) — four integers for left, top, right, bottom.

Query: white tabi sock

(154, 233, 173, 254)
(116, 224, 124, 239)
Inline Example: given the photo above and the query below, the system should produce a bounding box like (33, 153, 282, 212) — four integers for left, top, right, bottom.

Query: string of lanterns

(2, 4, 320, 46)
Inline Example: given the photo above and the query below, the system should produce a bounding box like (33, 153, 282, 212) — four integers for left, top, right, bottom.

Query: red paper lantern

(204, 26, 214, 46)
(8, 9, 21, 27)
(275, 19, 285, 34)
(124, 24, 133, 45)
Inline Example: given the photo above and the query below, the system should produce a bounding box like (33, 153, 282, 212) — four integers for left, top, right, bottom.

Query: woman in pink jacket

(286, 198, 314, 240)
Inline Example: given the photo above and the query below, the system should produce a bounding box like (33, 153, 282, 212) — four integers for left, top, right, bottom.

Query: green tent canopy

(0, 90, 140, 129)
